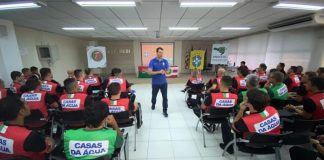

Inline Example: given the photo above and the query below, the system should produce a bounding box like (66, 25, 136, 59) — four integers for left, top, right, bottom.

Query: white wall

(225, 27, 324, 71)
(15, 26, 88, 84)
(0, 19, 23, 86)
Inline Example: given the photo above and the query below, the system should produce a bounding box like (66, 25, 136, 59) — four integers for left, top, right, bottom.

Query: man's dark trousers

(151, 83, 168, 111)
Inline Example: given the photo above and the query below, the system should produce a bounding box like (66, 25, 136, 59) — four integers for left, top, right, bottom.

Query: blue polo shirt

(148, 58, 169, 85)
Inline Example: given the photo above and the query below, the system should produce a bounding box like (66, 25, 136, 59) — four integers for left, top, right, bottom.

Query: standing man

(148, 47, 169, 117)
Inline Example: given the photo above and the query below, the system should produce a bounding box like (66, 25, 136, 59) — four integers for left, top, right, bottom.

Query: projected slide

(141, 43, 174, 66)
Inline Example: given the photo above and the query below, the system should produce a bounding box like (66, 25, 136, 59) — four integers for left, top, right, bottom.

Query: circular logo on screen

(91, 50, 103, 61)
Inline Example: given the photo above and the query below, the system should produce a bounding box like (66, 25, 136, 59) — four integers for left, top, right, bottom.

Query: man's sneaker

(163, 111, 168, 117)
(219, 143, 234, 154)
(151, 105, 155, 110)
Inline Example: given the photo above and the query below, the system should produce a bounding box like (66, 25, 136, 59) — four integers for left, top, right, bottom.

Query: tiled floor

(125, 84, 291, 160)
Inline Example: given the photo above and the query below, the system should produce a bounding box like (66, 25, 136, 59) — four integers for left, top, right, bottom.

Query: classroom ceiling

(0, 0, 323, 41)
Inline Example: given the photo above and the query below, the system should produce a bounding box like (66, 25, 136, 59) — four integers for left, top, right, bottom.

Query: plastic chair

(61, 110, 85, 129)
(270, 99, 289, 110)
(24, 109, 49, 130)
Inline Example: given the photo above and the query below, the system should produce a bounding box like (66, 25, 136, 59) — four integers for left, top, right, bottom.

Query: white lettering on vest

(85, 78, 97, 85)
(0, 136, 14, 154)
(41, 84, 52, 92)
(320, 99, 324, 110)
(260, 75, 268, 81)
(294, 76, 300, 83)
(21, 93, 41, 102)
(277, 85, 288, 96)
(69, 140, 109, 157)
(108, 106, 126, 113)
(61, 99, 81, 108)
(239, 80, 246, 87)
(110, 78, 123, 84)
(214, 99, 235, 108)
(254, 113, 280, 134)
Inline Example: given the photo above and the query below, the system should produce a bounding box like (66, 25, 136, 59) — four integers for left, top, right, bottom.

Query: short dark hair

(111, 68, 121, 76)
(279, 63, 285, 68)
(0, 96, 25, 121)
(24, 78, 40, 91)
(240, 61, 246, 65)
(30, 66, 38, 72)
(247, 89, 270, 112)
(309, 77, 324, 90)
(239, 68, 249, 77)
(10, 71, 22, 81)
(317, 67, 324, 74)
(74, 69, 83, 78)
(85, 101, 109, 128)
(156, 47, 163, 53)
(297, 66, 303, 72)
(259, 63, 267, 71)
(290, 66, 298, 73)
(64, 78, 77, 93)
(269, 68, 277, 73)
(40, 68, 51, 80)
(84, 68, 92, 75)
(108, 83, 121, 95)
(304, 71, 317, 79)
(220, 76, 232, 87)
(270, 71, 284, 82)
(21, 68, 30, 74)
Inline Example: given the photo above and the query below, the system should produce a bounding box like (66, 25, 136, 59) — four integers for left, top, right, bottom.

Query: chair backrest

(206, 107, 232, 119)
(190, 83, 205, 92)
(289, 119, 319, 132)
(61, 110, 85, 123)
(110, 111, 132, 125)
(24, 109, 44, 121)
(247, 132, 288, 147)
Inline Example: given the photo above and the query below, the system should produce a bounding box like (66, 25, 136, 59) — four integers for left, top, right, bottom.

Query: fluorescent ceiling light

(273, 2, 324, 11)
(74, 1, 136, 7)
(221, 27, 251, 30)
(180, 2, 237, 7)
(62, 27, 95, 31)
(117, 27, 148, 30)
(0, 2, 40, 10)
(169, 27, 199, 30)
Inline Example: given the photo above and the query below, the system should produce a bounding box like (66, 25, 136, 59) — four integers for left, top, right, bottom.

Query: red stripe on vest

(21, 90, 48, 118)
(288, 74, 300, 91)
(60, 93, 87, 112)
(77, 81, 89, 94)
(189, 75, 203, 84)
(242, 106, 280, 135)
(101, 98, 130, 113)
(0, 125, 45, 159)
(309, 93, 324, 120)
(234, 76, 247, 90)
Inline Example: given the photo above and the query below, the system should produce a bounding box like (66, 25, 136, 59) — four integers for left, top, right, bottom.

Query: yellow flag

(189, 50, 205, 70)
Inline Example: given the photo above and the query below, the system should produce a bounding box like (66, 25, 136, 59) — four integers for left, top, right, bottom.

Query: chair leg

(222, 140, 235, 156)
(234, 132, 238, 160)
(195, 119, 200, 131)
(202, 121, 206, 148)
(275, 147, 281, 160)
(134, 122, 137, 151)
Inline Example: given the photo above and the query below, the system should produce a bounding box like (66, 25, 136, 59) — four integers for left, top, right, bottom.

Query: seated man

(220, 89, 280, 154)
(0, 96, 54, 159)
(9, 71, 24, 95)
(232, 68, 249, 94)
(101, 82, 142, 128)
(64, 101, 123, 160)
(21, 78, 58, 119)
(0, 79, 13, 100)
(296, 65, 304, 80)
(256, 63, 268, 88)
(237, 74, 267, 108)
(290, 71, 317, 104)
(30, 66, 40, 80)
(21, 68, 32, 83)
(181, 69, 204, 92)
(193, 76, 237, 133)
(317, 67, 324, 78)
(74, 69, 93, 95)
(264, 71, 289, 101)
(290, 135, 324, 160)
(285, 77, 324, 120)
(206, 67, 225, 93)
(60, 78, 92, 113)
(84, 68, 102, 91)
(40, 67, 64, 102)
(284, 66, 301, 92)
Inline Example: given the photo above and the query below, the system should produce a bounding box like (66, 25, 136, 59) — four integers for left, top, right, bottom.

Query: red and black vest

(77, 81, 89, 94)
(41, 81, 59, 97)
(234, 76, 247, 90)
(108, 77, 127, 92)
(207, 92, 238, 112)
(189, 75, 203, 84)
(60, 93, 87, 112)
(85, 76, 101, 87)
(21, 90, 48, 118)
(257, 72, 268, 83)
(210, 76, 222, 89)
(309, 93, 324, 120)
(0, 88, 8, 100)
(242, 106, 280, 135)
(0, 125, 45, 159)
(101, 98, 130, 113)
(10, 82, 22, 95)
(288, 74, 300, 91)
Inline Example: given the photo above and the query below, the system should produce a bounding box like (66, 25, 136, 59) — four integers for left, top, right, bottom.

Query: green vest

(237, 88, 268, 111)
(269, 83, 288, 100)
(64, 128, 117, 160)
